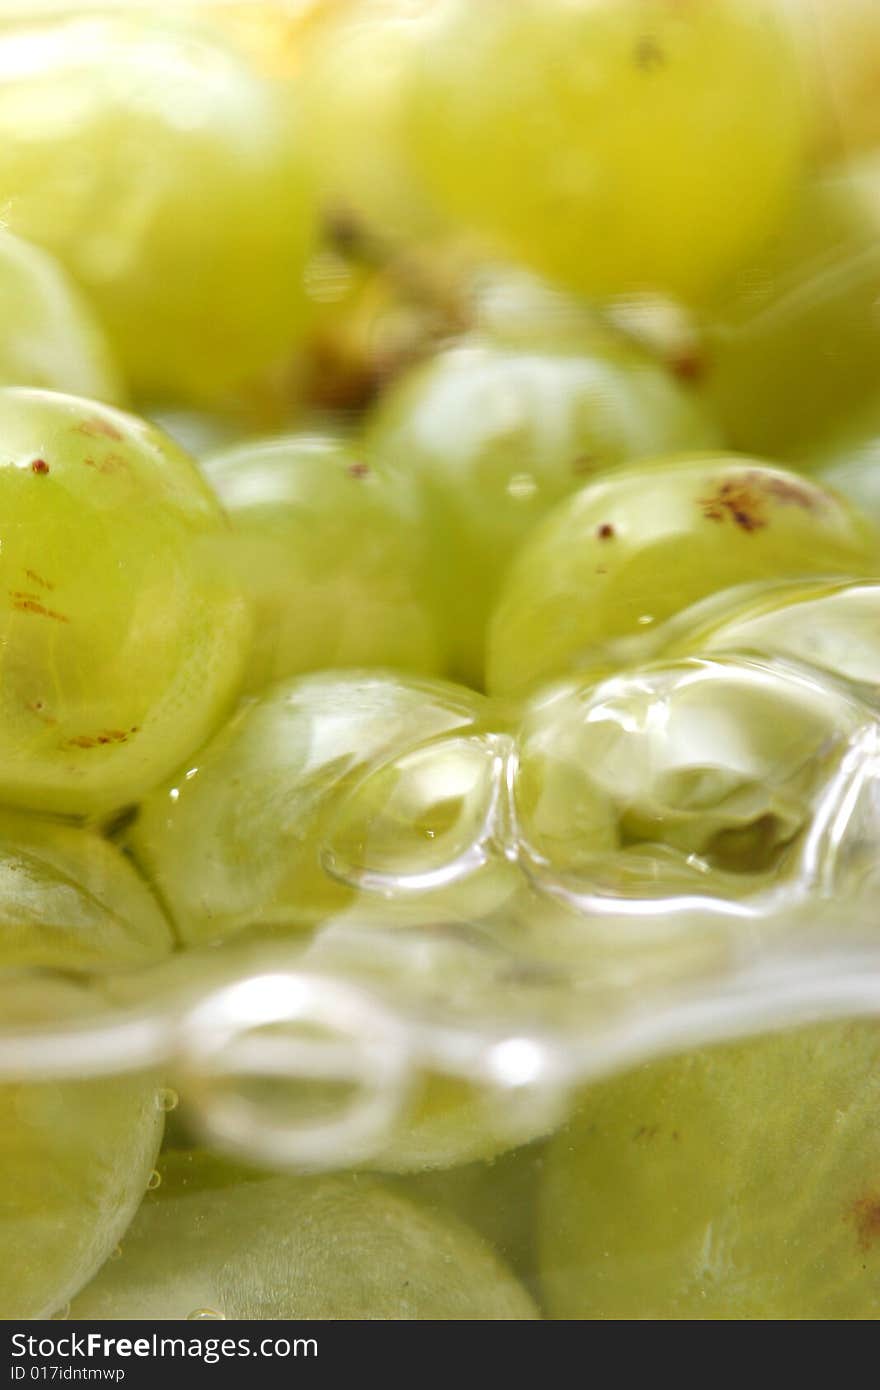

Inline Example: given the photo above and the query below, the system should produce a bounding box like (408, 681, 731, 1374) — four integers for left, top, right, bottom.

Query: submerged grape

(129, 671, 508, 946)
(70, 1151, 538, 1320)
(540, 1023, 880, 1319)
(0, 975, 163, 1319)
(0, 810, 172, 973)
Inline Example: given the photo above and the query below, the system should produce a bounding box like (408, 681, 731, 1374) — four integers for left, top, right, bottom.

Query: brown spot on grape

(76, 416, 123, 441)
(64, 728, 129, 750)
(633, 1125, 660, 1142)
(12, 597, 69, 622)
(852, 1195, 880, 1251)
(31, 458, 49, 475)
(670, 349, 705, 384)
(597, 523, 616, 540)
(635, 34, 665, 70)
(700, 469, 822, 533)
(84, 453, 127, 476)
(347, 461, 370, 479)
(25, 569, 54, 591)
(699, 476, 767, 532)
(572, 454, 599, 477)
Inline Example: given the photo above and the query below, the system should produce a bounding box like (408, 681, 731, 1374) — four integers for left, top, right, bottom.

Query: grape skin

(0, 976, 164, 1320)
(704, 156, 880, 461)
(539, 1023, 880, 1319)
(487, 455, 880, 697)
(363, 336, 720, 687)
(404, 0, 805, 302)
(0, 12, 314, 404)
(203, 432, 440, 693)
(69, 1150, 538, 1320)
(128, 671, 500, 947)
(298, 0, 442, 242)
(0, 229, 122, 404)
(0, 810, 172, 973)
(0, 388, 249, 819)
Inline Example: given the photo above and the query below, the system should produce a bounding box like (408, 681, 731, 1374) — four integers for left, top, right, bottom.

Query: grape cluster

(1, 0, 879, 1322)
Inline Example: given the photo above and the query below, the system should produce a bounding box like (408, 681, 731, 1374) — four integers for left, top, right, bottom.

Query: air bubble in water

(187, 1308, 225, 1321)
(157, 1088, 179, 1113)
(147, 1169, 162, 1191)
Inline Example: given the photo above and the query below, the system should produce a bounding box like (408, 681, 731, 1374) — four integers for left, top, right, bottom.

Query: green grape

(0, 388, 248, 819)
(0, 12, 314, 405)
(203, 432, 439, 692)
(539, 1022, 880, 1319)
(0, 228, 122, 403)
(704, 156, 880, 460)
(0, 974, 164, 1319)
(364, 337, 720, 687)
(292, 920, 557, 1172)
(812, 400, 880, 524)
(299, 0, 441, 241)
(70, 1150, 538, 1319)
(404, 0, 805, 302)
(516, 655, 864, 894)
(0, 809, 172, 973)
(395, 1140, 546, 1293)
(487, 455, 880, 697)
(129, 671, 510, 947)
(659, 579, 880, 696)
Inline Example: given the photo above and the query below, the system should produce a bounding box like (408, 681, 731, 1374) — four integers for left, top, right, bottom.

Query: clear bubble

(187, 1308, 225, 1321)
(157, 1088, 179, 1113)
(146, 1169, 162, 1191)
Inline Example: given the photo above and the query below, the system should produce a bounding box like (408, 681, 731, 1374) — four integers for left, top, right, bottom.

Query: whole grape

(487, 456, 880, 696)
(203, 432, 439, 692)
(540, 1023, 880, 1319)
(70, 1150, 538, 1320)
(298, 0, 441, 241)
(129, 671, 507, 946)
(0, 229, 122, 403)
(704, 157, 880, 461)
(0, 388, 248, 819)
(0, 810, 171, 973)
(404, 0, 805, 302)
(364, 337, 719, 686)
(0, 12, 314, 404)
(0, 975, 164, 1319)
